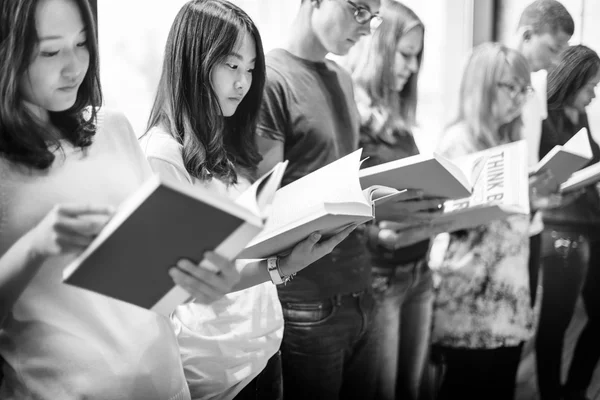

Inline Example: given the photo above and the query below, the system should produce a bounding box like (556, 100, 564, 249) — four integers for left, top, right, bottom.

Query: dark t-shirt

(540, 110, 600, 237)
(257, 49, 369, 302)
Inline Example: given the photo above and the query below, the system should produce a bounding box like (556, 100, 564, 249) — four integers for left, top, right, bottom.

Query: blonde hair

(452, 42, 531, 151)
(345, 0, 423, 130)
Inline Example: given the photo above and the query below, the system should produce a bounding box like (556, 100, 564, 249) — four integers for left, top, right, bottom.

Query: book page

(442, 140, 529, 215)
(262, 150, 369, 232)
(531, 128, 592, 182)
(359, 152, 472, 199)
(235, 160, 288, 218)
(561, 161, 600, 192)
(563, 128, 592, 158)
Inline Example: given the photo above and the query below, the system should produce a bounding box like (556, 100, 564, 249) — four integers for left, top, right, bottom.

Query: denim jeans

(279, 290, 378, 400)
(536, 228, 590, 400)
(564, 243, 600, 398)
(371, 259, 434, 400)
(233, 351, 282, 400)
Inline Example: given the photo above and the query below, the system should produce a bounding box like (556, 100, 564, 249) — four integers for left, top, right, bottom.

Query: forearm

(0, 230, 45, 317)
(230, 259, 271, 292)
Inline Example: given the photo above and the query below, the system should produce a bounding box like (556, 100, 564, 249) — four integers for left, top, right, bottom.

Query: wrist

(278, 255, 295, 277)
(266, 256, 297, 285)
(24, 230, 46, 263)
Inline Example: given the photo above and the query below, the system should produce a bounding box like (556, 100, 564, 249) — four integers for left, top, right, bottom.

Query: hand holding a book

(374, 220, 442, 249)
(170, 252, 241, 304)
(529, 170, 584, 210)
(29, 204, 115, 258)
(278, 224, 359, 277)
(374, 190, 445, 222)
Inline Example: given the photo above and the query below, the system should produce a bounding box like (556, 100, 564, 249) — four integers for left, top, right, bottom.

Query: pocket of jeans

(282, 301, 338, 326)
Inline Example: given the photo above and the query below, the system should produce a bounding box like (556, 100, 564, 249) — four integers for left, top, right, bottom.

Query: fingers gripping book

(62, 162, 287, 315)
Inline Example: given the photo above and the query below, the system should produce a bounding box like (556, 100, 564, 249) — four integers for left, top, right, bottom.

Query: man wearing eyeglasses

(255, 0, 381, 399)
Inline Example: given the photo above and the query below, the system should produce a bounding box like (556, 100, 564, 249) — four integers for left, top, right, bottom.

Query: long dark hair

(547, 45, 600, 110)
(0, 0, 102, 169)
(146, 0, 265, 185)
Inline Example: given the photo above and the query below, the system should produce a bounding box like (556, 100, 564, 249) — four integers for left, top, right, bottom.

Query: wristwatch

(267, 257, 284, 285)
(267, 257, 296, 285)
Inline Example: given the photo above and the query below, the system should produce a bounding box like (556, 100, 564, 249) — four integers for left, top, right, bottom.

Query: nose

(235, 72, 251, 92)
(408, 55, 419, 73)
(61, 49, 85, 81)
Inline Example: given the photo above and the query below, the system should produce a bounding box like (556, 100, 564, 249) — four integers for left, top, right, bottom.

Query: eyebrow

(39, 28, 86, 41)
(228, 52, 256, 63)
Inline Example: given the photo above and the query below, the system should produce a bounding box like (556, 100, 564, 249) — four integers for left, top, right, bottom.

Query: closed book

(63, 162, 286, 315)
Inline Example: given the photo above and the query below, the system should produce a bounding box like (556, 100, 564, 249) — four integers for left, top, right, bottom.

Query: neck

(23, 100, 51, 125)
(284, 5, 328, 62)
(564, 106, 580, 124)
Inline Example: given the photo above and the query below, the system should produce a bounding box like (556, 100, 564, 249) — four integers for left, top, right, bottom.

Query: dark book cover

(63, 176, 262, 311)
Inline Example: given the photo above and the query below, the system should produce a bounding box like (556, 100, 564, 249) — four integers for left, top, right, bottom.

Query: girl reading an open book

(536, 45, 600, 400)
(140, 1, 355, 399)
(428, 43, 536, 400)
(0, 0, 246, 398)
(343, 2, 440, 399)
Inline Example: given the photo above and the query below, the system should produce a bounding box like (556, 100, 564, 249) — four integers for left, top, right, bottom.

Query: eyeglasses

(497, 82, 534, 100)
(346, 0, 383, 31)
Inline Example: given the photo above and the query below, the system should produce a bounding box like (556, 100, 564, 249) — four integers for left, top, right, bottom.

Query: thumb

(310, 232, 322, 243)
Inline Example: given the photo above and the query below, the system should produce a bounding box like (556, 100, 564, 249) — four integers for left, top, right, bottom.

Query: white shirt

(140, 127, 283, 400)
(0, 110, 190, 400)
(522, 70, 548, 167)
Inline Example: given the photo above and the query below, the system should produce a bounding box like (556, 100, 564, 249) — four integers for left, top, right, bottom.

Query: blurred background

(92, 1, 600, 398)
(96, 0, 600, 154)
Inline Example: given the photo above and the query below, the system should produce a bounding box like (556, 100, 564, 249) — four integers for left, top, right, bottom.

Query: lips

(58, 83, 80, 91)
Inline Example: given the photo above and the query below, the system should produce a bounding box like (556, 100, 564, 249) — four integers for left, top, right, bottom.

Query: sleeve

(436, 125, 471, 159)
(147, 157, 193, 185)
(103, 109, 154, 179)
(256, 68, 290, 143)
(532, 70, 548, 121)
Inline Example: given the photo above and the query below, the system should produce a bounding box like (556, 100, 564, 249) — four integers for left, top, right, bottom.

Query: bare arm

(0, 204, 113, 319)
(0, 231, 45, 319)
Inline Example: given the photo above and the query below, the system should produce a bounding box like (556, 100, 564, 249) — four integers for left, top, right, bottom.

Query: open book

(560, 161, 600, 193)
(531, 128, 592, 185)
(239, 150, 404, 259)
(358, 152, 475, 199)
(377, 140, 530, 234)
(63, 162, 287, 315)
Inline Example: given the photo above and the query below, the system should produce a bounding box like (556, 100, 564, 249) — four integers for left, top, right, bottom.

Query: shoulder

(139, 127, 183, 164)
(437, 123, 473, 158)
(93, 108, 140, 150)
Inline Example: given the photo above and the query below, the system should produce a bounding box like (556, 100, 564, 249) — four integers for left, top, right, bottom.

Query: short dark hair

(518, 0, 574, 36)
(0, 0, 102, 170)
(547, 45, 600, 109)
(146, 0, 265, 185)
